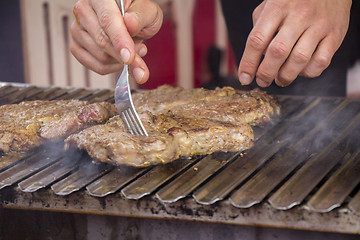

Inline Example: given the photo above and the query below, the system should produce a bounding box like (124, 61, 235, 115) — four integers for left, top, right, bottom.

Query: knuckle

(241, 58, 258, 70)
(152, 6, 164, 32)
(295, 4, 314, 22)
(252, 7, 260, 22)
(247, 31, 267, 51)
(267, 0, 286, 15)
(109, 33, 128, 52)
(95, 30, 111, 50)
(314, 54, 331, 69)
(268, 40, 289, 59)
(98, 9, 114, 31)
(257, 70, 274, 80)
(278, 72, 295, 84)
(110, 35, 123, 50)
(268, 0, 286, 8)
(292, 49, 311, 64)
(252, 11, 256, 23)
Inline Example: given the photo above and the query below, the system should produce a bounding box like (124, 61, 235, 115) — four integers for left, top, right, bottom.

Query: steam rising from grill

(0, 83, 359, 223)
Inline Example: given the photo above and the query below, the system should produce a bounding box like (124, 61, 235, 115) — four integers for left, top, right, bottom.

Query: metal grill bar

(121, 157, 197, 199)
(156, 152, 238, 203)
(268, 115, 360, 210)
(307, 148, 360, 212)
(0, 85, 19, 97)
(81, 89, 113, 103)
(55, 88, 94, 100)
(229, 99, 359, 208)
(51, 160, 113, 196)
(0, 152, 29, 170)
(0, 86, 44, 105)
(25, 87, 64, 101)
(18, 156, 80, 192)
(0, 150, 62, 189)
(86, 167, 147, 197)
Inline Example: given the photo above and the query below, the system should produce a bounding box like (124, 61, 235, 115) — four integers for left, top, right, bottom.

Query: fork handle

(116, 0, 125, 16)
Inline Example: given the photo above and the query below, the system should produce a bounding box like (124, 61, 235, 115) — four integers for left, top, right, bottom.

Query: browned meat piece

(132, 85, 211, 114)
(133, 86, 280, 126)
(66, 85, 279, 167)
(0, 100, 116, 152)
(65, 112, 254, 167)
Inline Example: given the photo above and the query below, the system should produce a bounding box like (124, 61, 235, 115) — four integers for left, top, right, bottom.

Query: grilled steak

(133, 86, 280, 126)
(66, 85, 279, 167)
(65, 112, 254, 167)
(0, 100, 116, 152)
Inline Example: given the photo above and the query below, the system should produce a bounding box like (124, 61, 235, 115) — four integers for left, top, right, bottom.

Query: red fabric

(141, 0, 218, 89)
(140, 15, 176, 89)
(193, 0, 215, 88)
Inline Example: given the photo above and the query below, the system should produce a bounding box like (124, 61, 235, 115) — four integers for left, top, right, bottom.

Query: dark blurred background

(0, 0, 24, 83)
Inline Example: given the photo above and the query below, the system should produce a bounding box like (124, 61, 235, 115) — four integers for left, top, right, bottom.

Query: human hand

(238, 0, 352, 87)
(70, 0, 163, 84)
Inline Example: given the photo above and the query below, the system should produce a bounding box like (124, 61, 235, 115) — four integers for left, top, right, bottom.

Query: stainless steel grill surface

(0, 82, 359, 234)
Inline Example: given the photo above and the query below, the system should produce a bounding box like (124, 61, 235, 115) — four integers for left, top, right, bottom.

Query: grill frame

(0, 82, 359, 235)
(0, 187, 359, 235)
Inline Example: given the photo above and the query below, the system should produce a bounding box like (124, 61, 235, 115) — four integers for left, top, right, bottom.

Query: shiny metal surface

(87, 167, 147, 197)
(307, 148, 360, 212)
(18, 156, 80, 192)
(122, 157, 197, 200)
(51, 160, 112, 196)
(114, 0, 148, 136)
(156, 152, 238, 203)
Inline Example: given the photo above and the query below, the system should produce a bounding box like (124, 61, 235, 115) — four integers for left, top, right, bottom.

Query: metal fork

(114, 0, 148, 136)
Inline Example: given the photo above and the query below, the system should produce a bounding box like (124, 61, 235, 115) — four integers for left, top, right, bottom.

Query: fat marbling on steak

(0, 100, 116, 152)
(65, 85, 279, 167)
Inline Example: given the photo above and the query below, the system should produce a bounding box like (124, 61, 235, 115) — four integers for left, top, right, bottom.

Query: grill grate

(0, 83, 359, 217)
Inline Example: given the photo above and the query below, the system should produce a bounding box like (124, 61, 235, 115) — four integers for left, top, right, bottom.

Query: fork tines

(120, 108, 148, 136)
